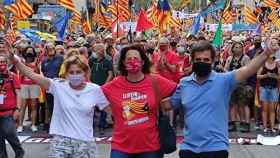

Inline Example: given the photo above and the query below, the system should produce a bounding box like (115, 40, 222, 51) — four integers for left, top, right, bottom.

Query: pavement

(5, 122, 280, 158)
(6, 144, 280, 158)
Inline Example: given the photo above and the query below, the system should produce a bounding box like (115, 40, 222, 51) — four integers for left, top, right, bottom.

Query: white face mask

(176, 47, 185, 54)
(68, 74, 85, 86)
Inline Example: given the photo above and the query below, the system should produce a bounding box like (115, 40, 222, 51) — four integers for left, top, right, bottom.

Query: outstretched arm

(236, 52, 269, 82)
(11, 55, 51, 90)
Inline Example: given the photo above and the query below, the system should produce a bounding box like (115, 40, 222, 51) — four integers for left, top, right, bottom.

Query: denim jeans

(110, 149, 163, 158)
(0, 116, 24, 158)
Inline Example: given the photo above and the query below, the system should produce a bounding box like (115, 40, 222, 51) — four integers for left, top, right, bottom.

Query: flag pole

(117, 0, 119, 39)
(128, 0, 133, 43)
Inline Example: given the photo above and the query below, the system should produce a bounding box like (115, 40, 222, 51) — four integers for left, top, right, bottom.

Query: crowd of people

(0, 30, 280, 158)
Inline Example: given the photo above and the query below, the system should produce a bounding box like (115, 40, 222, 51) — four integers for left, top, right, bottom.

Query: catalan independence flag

(268, 9, 280, 29)
(108, 0, 130, 21)
(0, 9, 5, 30)
(244, 6, 258, 24)
(222, 2, 234, 24)
(95, 0, 111, 29)
(58, 0, 81, 18)
(147, 2, 158, 25)
(263, 0, 280, 10)
(5, 17, 17, 44)
(5, 0, 33, 20)
(81, 11, 91, 34)
(157, 0, 171, 32)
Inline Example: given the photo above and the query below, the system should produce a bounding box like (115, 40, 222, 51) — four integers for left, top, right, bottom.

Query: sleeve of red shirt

(101, 81, 114, 102)
(154, 74, 177, 98)
(167, 51, 178, 65)
(12, 73, 21, 89)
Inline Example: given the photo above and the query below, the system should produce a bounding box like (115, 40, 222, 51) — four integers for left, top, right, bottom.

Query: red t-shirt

(175, 55, 191, 82)
(20, 63, 38, 85)
(102, 74, 177, 153)
(152, 50, 177, 81)
(0, 73, 20, 116)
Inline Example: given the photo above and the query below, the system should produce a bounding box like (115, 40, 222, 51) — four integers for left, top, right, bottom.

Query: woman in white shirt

(10, 54, 109, 158)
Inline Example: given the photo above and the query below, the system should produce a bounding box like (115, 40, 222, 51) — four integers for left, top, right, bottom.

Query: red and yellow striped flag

(147, 2, 158, 25)
(0, 9, 5, 30)
(107, 0, 130, 21)
(268, 9, 280, 28)
(58, 0, 81, 18)
(81, 11, 91, 34)
(168, 16, 181, 28)
(244, 6, 257, 24)
(71, 12, 81, 24)
(95, 0, 111, 29)
(223, 7, 233, 24)
(5, 17, 17, 44)
(5, 0, 33, 20)
(263, 0, 280, 10)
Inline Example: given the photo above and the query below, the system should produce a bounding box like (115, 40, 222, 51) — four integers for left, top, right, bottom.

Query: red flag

(136, 8, 154, 32)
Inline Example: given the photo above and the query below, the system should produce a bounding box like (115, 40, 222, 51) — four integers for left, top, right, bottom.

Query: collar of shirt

(185, 71, 216, 84)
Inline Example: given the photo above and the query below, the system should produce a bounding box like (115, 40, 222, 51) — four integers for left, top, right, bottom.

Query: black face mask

(254, 42, 262, 49)
(170, 41, 177, 47)
(24, 53, 36, 63)
(192, 62, 212, 77)
(146, 48, 155, 54)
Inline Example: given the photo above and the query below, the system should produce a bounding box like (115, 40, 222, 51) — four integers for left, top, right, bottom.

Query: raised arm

(236, 38, 280, 82)
(236, 52, 268, 82)
(10, 54, 51, 90)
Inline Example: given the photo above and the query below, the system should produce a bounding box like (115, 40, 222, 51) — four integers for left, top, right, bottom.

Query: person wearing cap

(152, 37, 177, 82)
(166, 39, 278, 158)
(41, 42, 64, 129)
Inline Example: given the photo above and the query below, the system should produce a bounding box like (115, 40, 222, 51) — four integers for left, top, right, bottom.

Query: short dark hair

(191, 40, 216, 61)
(24, 46, 37, 56)
(118, 44, 151, 76)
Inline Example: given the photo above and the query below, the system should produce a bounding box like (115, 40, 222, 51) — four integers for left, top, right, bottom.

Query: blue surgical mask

(68, 74, 85, 86)
(116, 45, 122, 51)
(176, 47, 185, 54)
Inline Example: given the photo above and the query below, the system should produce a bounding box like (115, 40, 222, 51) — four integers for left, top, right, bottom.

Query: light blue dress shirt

(170, 71, 237, 153)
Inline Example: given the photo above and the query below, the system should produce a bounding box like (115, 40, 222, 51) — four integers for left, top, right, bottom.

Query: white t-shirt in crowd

(48, 79, 109, 141)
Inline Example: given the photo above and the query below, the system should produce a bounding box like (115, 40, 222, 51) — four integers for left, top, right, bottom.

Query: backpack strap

(237, 55, 244, 66)
(149, 75, 164, 117)
(8, 72, 17, 97)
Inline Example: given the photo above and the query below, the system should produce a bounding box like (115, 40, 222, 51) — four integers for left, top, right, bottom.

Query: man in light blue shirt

(166, 40, 278, 158)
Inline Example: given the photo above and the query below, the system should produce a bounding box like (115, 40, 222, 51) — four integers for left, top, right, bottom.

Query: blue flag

(18, 29, 42, 43)
(157, 0, 171, 11)
(54, 11, 72, 40)
(200, 1, 225, 17)
(3, 0, 14, 5)
(190, 15, 201, 35)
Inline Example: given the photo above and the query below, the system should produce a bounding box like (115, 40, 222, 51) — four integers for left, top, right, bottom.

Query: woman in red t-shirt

(102, 44, 177, 158)
(17, 46, 40, 133)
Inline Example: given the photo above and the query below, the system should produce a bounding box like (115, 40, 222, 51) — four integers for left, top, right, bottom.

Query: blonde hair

(64, 55, 90, 79)
(65, 48, 80, 59)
